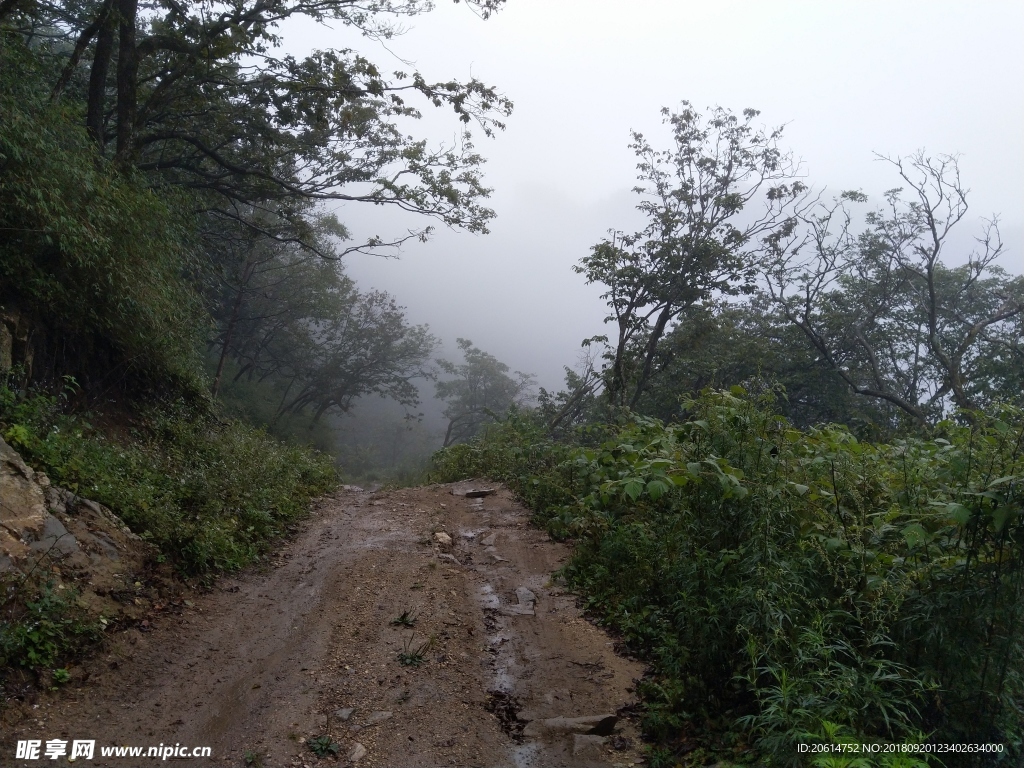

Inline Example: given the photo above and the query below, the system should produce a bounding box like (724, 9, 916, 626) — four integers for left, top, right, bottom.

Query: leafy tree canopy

(3, 0, 513, 258)
(436, 338, 533, 447)
(577, 103, 809, 408)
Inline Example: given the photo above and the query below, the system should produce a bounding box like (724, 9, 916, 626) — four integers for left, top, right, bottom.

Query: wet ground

(3, 483, 647, 767)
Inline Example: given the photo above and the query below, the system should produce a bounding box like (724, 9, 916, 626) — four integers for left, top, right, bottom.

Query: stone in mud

(465, 488, 497, 498)
(334, 707, 354, 721)
(573, 733, 607, 757)
(364, 710, 392, 726)
(515, 586, 536, 606)
(348, 743, 367, 762)
(501, 605, 535, 616)
(480, 533, 496, 547)
(432, 531, 453, 548)
(542, 689, 572, 705)
(521, 714, 618, 738)
(484, 546, 507, 563)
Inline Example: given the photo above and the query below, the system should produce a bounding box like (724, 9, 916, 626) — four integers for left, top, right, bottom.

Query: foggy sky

(284, 1, 1024, 391)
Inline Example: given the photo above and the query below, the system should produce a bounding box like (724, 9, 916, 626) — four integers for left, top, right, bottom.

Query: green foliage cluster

(0, 579, 101, 673)
(0, 384, 337, 575)
(432, 390, 1024, 763)
(306, 735, 340, 758)
(0, 42, 205, 390)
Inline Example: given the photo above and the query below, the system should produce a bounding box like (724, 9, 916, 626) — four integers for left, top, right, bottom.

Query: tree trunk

(211, 259, 256, 397)
(51, 0, 113, 102)
(114, 0, 138, 163)
(86, 15, 116, 152)
(607, 319, 630, 408)
(629, 305, 674, 409)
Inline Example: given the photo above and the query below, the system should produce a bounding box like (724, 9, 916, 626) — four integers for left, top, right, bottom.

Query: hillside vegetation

(432, 391, 1024, 763)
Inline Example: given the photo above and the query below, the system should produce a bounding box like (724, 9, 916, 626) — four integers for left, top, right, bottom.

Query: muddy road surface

(4, 483, 647, 767)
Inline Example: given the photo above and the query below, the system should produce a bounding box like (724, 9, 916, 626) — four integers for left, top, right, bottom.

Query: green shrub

(0, 578, 101, 672)
(436, 390, 1024, 763)
(0, 384, 338, 575)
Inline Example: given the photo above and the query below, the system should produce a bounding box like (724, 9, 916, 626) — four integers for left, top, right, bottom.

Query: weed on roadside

(0, 384, 338, 577)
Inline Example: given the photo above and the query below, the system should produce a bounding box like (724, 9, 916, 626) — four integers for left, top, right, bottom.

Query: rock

(515, 586, 537, 606)
(348, 743, 367, 762)
(432, 531, 453, 548)
(480, 533, 497, 547)
(501, 605, 535, 616)
(0, 434, 157, 624)
(542, 689, 571, 705)
(0, 435, 49, 568)
(28, 513, 80, 556)
(334, 708, 354, 721)
(437, 553, 461, 566)
(465, 488, 497, 498)
(484, 546, 507, 563)
(500, 586, 537, 616)
(521, 714, 618, 738)
(363, 710, 392, 726)
(573, 734, 607, 757)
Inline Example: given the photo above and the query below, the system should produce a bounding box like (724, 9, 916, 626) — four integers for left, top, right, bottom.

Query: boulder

(0, 436, 158, 622)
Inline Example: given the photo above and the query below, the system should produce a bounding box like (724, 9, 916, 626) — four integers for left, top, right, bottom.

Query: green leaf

(944, 502, 972, 525)
(646, 479, 669, 500)
(902, 523, 928, 548)
(623, 480, 643, 501)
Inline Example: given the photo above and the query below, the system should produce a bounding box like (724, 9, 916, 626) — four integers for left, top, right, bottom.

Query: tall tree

(436, 338, 534, 447)
(764, 153, 1024, 425)
(577, 103, 808, 408)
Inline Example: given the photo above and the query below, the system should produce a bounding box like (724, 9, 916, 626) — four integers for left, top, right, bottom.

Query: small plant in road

(306, 735, 340, 758)
(397, 633, 431, 667)
(390, 609, 417, 627)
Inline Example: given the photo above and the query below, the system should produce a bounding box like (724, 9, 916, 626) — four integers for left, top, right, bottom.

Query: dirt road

(4, 483, 647, 767)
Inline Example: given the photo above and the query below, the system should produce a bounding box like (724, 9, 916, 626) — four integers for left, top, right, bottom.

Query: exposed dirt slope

(4, 483, 647, 768)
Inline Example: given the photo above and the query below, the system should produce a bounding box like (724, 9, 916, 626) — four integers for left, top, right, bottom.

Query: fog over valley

(285, 1, 1024, 468)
